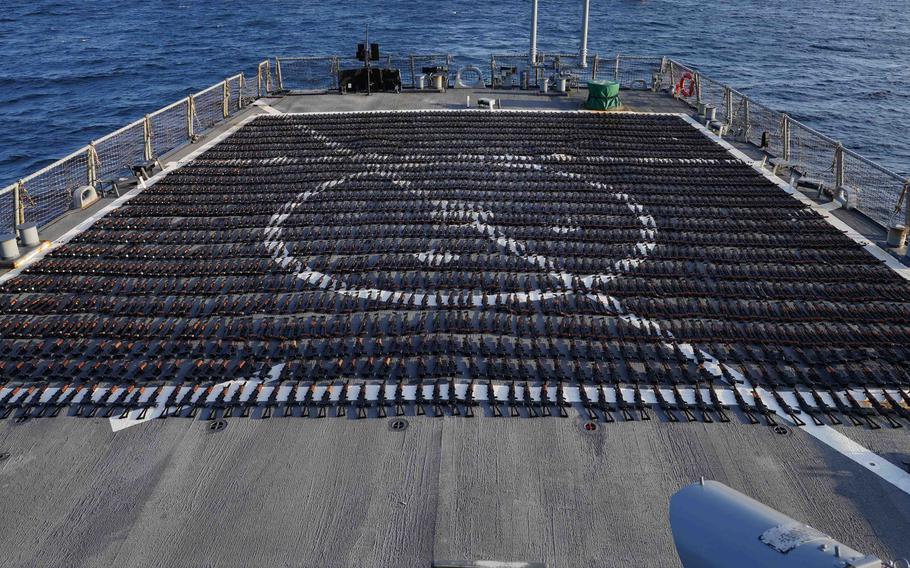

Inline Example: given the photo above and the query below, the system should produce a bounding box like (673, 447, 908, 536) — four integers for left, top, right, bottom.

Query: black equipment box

(338, 67, 402, 93)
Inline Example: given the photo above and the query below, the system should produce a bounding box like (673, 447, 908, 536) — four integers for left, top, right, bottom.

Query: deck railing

(0, 63, 268, 236)
(3, 54, 907, 239)
(662, 58, 910, 230)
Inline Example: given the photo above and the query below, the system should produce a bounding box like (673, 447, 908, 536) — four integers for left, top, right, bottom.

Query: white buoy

(0, 233, 19, 260)
(16, 222, 39, 248)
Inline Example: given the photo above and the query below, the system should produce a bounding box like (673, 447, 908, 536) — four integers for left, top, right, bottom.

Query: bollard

(16, 222, 39, 248)
(704, 106, 717, 122)
(0, 233, 19, 260)
(887, 224, 908, 248)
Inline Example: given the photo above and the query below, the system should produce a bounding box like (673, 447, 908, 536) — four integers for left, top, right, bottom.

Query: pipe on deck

(579, 0, 590, 67)
(530, 0, 539, 66)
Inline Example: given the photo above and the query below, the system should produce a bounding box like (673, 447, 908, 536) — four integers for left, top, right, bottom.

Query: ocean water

(1, 0, 908, 186)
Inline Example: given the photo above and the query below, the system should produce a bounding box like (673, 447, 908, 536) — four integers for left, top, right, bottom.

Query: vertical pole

(409, 55, 416, 89)
(905, 182, 910, 227)
(266, 61, 272, 93)
(87, 144, 98, 187)
(529, 0, 538, 66)
(258, 63, 263, 98)
(781, 114, 791, 161)
(222, 80, 230, 118)
(13, 181, 23, 228)
(694, 73, 701, 105)
(276, 57, 284, 91)
(143, 115, 153, 161)
(238, 74, 245, 109)
(724, 87, 732, 125)
(187, 95, 195, 140)
(613, 54, 620, 82)
(365, 25, 371, 97)
(579, 0, 590, 68)
(742, 98, 751, 142)
(592, 53, 599, 80)
(669, 60, 676, 97)
(655, 56, 667, 91)
(834, 143, 845, 191)
(490, 55, 496, 89)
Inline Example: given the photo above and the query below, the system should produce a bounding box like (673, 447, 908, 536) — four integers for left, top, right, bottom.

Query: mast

(579, 0, 590, 67)
(529, 0, 539, 66)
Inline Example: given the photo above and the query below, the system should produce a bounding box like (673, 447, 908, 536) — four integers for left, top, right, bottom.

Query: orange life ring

(675, 72, 695, 98)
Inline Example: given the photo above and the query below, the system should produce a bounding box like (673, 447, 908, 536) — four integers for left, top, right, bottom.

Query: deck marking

(263, 120, 659, 308)
(252, 100, 283, 115)
(257, 113, 741, 413)
(682, 113, 910, 496)
(108, 362, 286, 431)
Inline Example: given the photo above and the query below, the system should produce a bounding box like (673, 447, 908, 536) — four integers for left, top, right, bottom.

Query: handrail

(0, 70, 252, 232)
(17, 146, 92, 185)
(92, 117, 147, 146)
(664, 57, 909, 229)
(3, 54, 907, 235)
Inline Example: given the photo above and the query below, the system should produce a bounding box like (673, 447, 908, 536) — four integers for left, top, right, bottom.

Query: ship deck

(1, 87, 909, 567)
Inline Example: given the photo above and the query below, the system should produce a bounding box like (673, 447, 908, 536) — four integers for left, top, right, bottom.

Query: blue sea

(1, 0, 908, 186)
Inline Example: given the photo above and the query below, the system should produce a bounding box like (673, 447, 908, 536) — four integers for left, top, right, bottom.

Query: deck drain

(389, 418, 409, 431)
(772, 425, 792, 436)
(208, 419, 228, 432)
(0, 452, 10, 462)
(582, 421, 598, 432)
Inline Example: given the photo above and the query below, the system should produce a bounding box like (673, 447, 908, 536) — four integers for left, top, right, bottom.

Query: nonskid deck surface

(1, 111, 909, 427)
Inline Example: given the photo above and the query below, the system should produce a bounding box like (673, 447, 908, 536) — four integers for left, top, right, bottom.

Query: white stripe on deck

(681, 112, 910, 495)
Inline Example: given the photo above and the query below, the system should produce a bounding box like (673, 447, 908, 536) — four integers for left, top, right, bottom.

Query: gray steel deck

(1, 88, 909, 567)
(1, 416, 909, 567)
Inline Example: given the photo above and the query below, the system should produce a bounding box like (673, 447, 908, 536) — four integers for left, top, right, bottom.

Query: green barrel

(585, 80, 621, 110)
